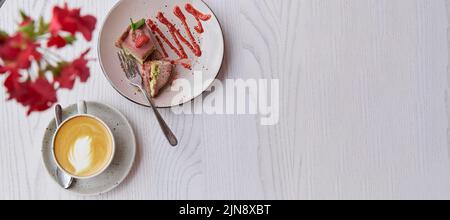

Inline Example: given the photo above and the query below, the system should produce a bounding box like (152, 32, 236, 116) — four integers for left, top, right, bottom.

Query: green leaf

(63, 35, 76, 45)
(0, 30, 8, 41)
(37, 16, 49, 36)
(130, 18, 145, 32)
(135, 19, 145, 29)
(48, 62, 66, 77)
(135, 19, 145, 30)
(18, 10, 36, 39)
(0, 30, 8, 37)
(130, 18, 136, 31)
(19, 21, 35, 39)
(19, 10, 29, 21)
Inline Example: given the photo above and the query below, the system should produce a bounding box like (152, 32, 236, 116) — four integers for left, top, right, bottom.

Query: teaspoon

(54, 104, 74, 189)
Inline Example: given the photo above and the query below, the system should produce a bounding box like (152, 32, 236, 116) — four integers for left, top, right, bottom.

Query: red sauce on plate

(170, 59, 192, 70)
(147, 19, 184, 59)
(154, 35, 168, 58)
(156, 12, 191, 59)
(174, 6, 202, 57)
(146, 4, 212, 69)
(185, 3, 211, 34)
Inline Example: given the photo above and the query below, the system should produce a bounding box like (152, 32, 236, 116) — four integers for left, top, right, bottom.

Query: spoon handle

(78, 100, 87, 114)
(55, 104, 63, 126)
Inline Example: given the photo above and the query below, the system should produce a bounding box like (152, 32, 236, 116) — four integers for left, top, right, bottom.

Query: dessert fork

(118, 50, 178, 147)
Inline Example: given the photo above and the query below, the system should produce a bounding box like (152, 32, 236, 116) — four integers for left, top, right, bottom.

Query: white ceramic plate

(41, 102, 136, 196)
(98, 0, 224, 108)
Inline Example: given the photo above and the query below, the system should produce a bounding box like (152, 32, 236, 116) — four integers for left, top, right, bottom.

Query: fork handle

(140, 87, 178, 147)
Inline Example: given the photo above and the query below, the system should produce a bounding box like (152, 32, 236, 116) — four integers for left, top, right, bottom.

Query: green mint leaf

(130, 18, 145, 32)
(134, 19, 146, 30)
(130, 18, 136, 31)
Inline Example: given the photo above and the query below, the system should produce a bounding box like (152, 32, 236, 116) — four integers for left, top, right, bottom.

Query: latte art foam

(54, 116, 114, 178)
(69, 137, 94, 175)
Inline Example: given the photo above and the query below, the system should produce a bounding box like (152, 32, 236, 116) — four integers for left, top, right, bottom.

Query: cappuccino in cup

(53, 115, 115, 179)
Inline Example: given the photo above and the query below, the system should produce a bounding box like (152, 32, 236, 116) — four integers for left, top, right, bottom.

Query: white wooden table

(1, 0, 450, 200)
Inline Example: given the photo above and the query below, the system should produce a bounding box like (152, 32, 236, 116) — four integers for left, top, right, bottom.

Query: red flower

(25, 77, 58, 114)
(1, 4, 97, 115)
(0, 65, 7, 74)
(47, 35, 67, 48)
(56, 49, 90, 89)
(4, 71, 21, 98)
(0, 34, 21, 61)
(0, 33, 41, 72)
(4, 72, 57, 115)
(49, 3, 97, 41)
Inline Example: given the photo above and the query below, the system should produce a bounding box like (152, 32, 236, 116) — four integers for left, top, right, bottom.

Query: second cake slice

(142, 60, 173, 98)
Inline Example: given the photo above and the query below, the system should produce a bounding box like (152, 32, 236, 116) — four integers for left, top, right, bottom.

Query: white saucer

(41, 102, 136, 196)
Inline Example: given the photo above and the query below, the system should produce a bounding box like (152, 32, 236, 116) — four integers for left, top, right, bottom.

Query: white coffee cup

(52, 101, 116, 179)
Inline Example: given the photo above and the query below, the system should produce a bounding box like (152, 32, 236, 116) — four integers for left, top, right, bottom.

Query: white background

(0, 0, 449, 200)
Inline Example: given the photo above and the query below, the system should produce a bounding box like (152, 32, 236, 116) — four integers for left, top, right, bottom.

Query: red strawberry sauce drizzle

(154, 35, 168, 57)
(145, 4, 211, 70)
(174, 6, 202, 56)
(185, 3, 211, 34)
(147, 19, 183, 58)
(156, 12, 190, 59)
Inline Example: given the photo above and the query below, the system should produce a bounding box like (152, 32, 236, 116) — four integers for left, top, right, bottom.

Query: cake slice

(116, 19, 156, 64)
(142, 60, 173, 97)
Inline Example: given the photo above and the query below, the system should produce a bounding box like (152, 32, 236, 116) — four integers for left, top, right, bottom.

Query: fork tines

(118, 50, 140, 78)
(117, 50, 132, 78)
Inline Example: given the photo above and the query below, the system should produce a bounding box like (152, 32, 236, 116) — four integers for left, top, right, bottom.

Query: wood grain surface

(0, 0, 450, 200)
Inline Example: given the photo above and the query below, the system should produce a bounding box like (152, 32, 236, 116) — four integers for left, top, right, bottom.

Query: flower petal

(56, 49, 91, 89)
(49, 4, 96, 41)
(47, 35, 67, 48)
